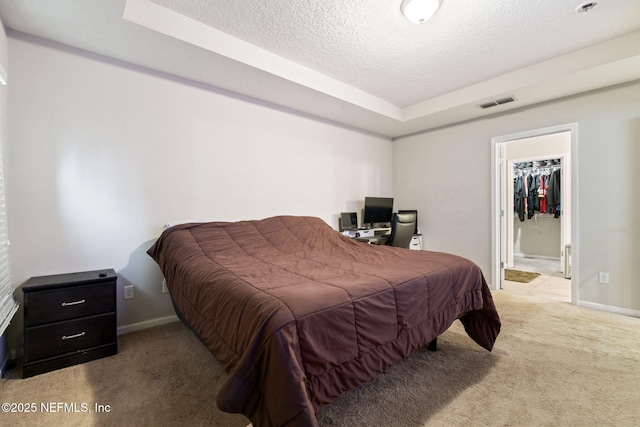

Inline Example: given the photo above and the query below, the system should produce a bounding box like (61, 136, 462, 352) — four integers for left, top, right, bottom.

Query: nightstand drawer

(25, 282, 115, 327)
(25, 312, 116, 362)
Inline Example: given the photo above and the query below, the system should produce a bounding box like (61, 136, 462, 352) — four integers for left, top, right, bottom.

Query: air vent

(479, 101, 498, 109)
(479, 96, 516, 109)
(576, 2, 597, 13)
(496, 97, 515, 105)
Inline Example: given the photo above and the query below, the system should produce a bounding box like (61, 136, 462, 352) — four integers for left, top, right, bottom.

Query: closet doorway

(491, 124, 577, 305)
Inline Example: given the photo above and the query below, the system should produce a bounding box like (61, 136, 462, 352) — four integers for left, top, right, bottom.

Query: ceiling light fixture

(401, 0, 442, 24)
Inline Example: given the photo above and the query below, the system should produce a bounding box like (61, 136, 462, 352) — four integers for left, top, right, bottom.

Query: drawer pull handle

(62, 332, 85, 340)
(61, 299, 86, 307)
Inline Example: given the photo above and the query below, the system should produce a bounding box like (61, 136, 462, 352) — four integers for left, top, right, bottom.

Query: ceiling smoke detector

(576, 2, 598, 13)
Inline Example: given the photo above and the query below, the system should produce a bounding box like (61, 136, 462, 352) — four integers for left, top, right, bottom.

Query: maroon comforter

(147, 216, 500, 427)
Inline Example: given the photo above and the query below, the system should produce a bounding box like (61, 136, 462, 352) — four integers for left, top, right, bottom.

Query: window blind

(0, 144, 17, 337)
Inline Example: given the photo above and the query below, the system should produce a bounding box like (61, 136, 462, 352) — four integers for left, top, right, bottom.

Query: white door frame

(490, 123, 579, 305)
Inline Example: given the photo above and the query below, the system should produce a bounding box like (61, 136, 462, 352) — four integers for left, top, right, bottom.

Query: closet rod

(513, 158, 562, 171)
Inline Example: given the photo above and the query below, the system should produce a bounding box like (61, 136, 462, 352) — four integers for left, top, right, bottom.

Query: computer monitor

(362, 197, 394, 228)
(398, 210, 419, 234)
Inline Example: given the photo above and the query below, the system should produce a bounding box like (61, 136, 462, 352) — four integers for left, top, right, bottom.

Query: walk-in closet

(513, 158, 562, 261)
(503, 132, 571, 302)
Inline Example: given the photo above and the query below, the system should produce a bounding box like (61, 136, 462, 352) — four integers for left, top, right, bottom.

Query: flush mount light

(401, 0, 442, 24)
(575, 1, 598, 13)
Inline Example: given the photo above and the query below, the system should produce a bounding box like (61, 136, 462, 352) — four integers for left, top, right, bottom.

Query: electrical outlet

(598, 272, 609, 284)
(162, 279, 168, 294)
(124, 285, 135, 299)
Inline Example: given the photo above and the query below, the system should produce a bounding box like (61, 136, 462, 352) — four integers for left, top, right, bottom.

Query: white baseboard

(117, 314, 179, 336)
(578, 300, 640, 318)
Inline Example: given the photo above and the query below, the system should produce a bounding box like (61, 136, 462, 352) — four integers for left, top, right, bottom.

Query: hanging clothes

(513, 160, 561, 221)
(527, 173, 539, 219)
(547, 168, 561, 218)
(514, 174, 525, 222)
(538, 174, 547, 213)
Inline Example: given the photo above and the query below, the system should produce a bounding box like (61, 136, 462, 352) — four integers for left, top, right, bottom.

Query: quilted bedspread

(147, 215, 501, 427)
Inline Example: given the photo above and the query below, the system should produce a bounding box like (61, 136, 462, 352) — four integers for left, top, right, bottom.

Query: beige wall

(394, 80, 640, 314)
(4, 33, 393, 354)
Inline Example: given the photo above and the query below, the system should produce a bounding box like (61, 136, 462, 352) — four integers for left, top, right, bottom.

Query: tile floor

(501, 256, 571, 303)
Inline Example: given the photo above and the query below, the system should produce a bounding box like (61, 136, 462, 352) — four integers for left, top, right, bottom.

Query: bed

(147, 215, 500, 427)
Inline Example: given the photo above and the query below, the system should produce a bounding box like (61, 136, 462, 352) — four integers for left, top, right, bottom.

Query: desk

(342, 228, 422, 249)
(342, 227, 390, 245)
(342, 227, 389, 238)
(356, 235, 389, 245)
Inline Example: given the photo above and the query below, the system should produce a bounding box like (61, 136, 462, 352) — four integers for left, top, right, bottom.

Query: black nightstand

(22, 269, 117, 378)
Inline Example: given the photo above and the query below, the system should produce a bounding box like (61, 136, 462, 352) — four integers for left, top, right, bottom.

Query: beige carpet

(2, 291, 640, 426)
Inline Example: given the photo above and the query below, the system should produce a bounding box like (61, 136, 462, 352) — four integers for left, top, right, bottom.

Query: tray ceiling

(1, 0, 640, 138)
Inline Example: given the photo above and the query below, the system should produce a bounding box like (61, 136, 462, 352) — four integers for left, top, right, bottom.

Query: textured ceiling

(151, 0, 640, 106)
(1, 0, 640, 138)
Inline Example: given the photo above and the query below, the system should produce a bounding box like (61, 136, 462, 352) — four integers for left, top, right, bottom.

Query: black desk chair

(387, 212, 417, 248)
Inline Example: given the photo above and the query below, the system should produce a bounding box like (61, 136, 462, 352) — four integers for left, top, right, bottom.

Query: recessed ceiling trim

(2, 0, 640, 138)
(124, 0, 640, 129)
(123, 0, 404, 121)
(403, 30, 640, 121)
